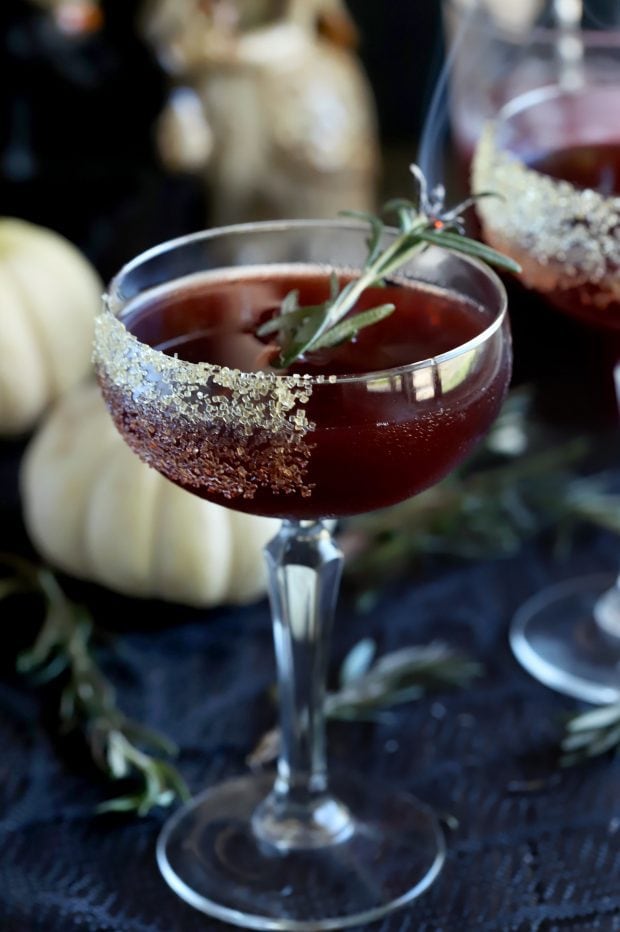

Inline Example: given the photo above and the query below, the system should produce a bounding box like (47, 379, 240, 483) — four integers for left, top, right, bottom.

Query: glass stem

(252, 519, 353, 851)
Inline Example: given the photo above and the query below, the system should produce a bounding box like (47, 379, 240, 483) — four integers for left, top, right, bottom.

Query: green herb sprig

(326, 638, 482, 721)
(0, 556, 190, 816)
(247, 640, 481, 768)
(561, 702, 620, 766)
(258, 165, 521, 368)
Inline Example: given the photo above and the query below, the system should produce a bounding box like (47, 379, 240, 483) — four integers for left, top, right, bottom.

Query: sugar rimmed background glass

(473, 71, 620, 704)
(440, 2, 620, 199)
(93, 220, 511, 930)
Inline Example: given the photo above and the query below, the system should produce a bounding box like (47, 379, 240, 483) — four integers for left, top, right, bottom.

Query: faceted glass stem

(252, 519, 353, 851)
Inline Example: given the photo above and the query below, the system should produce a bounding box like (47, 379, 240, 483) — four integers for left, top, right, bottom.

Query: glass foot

(510, 573, 620, 704)
(156, 772, 445, 931)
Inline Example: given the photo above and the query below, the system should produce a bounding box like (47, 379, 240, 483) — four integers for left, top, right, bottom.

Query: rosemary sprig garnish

(560, 703, 620, 767)
(258, 164, 521, 368)
(0, 556, 190, 816)
(247, 640, 481, 768)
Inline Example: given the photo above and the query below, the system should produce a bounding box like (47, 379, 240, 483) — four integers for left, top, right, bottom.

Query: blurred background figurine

(142, 0, 381, 225)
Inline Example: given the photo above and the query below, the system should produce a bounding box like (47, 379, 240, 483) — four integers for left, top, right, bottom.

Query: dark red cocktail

(98, 266, 510, 519)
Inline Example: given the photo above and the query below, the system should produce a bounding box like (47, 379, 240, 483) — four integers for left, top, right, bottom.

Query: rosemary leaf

(381, 197, 419, 216)
(417, 228, 521, 273)
(341, 210, 390, 263)
(312, 304, 395, 350)
(339, 637, 376, 686)
(566, 704, 620, 732)
(256, 303, 317, 336)
(560, 702, 620, 766)
(568, 491, 620, 535)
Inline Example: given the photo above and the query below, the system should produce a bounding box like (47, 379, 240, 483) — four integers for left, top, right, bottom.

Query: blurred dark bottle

(0, 0, 206, 280)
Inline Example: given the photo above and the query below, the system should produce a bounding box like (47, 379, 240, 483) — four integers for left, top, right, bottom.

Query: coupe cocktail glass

(474, 73, 620, 704)
(94, 220, 511, 930)
(442, 2, 620, 191)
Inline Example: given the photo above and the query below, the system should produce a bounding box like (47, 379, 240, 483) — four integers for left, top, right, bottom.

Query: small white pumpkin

(0, 218, 102, 436)
(21, 382, 280, 606)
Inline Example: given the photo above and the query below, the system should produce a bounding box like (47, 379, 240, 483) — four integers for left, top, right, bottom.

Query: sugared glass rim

(103, 219, 508, 386)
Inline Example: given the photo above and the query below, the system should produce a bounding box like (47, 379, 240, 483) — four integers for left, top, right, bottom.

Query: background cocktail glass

(473, 69, 620, 703)
(94, 220, 511, 930)
(441, 2, 620, 191)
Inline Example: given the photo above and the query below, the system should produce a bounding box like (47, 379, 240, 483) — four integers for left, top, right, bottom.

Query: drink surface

(529, 141, 620, 198)
(99, 266, 510, 518)
(124, 269, 485, 376)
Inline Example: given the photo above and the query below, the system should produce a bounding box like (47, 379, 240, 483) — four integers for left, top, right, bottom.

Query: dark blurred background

(1, 0, 444, 282)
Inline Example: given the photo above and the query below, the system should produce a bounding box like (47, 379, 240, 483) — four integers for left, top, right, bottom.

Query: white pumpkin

(0, 218, 102, 436)
(20, 382, 280, 606)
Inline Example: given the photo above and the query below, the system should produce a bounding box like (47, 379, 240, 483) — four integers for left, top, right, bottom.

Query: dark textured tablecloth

(1, 439, 620, 932)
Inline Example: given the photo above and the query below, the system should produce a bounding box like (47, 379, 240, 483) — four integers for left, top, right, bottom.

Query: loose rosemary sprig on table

(328, 638, 482, 721)
(561, 703, 620, 767)
(257, 165, 521, 368)
(0, 556, 189, 816)
(247, 639, 481, 768)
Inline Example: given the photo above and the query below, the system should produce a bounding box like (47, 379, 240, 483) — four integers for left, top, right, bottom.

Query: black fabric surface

(1, 438, 620, 932)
